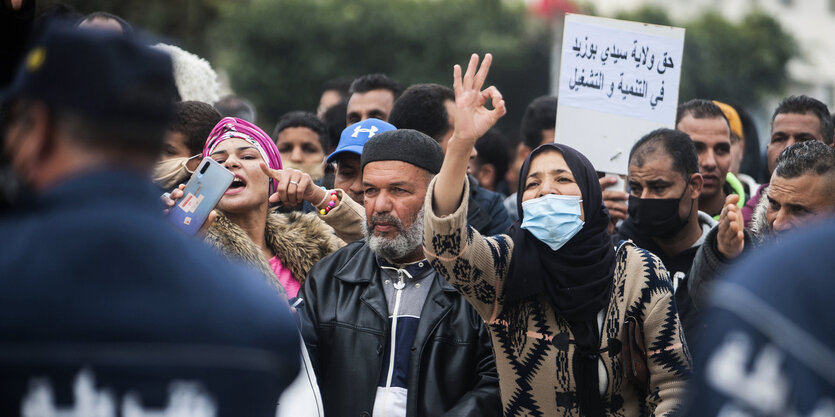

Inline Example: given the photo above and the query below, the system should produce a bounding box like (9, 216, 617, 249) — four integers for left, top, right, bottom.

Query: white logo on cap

(352, 125, 378, 138)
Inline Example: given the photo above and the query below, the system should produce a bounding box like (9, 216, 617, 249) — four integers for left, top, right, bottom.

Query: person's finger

(275, 170, 290, 205)
(11, 0, 23, 10)
(480, 86, 506, 118)
(492, 98, 507, 118)
(599, 176, 617, 187)
(260, 162, 280, 181)
(452, 64, 463, 97)
(601, 190, 629, 201)
(606, 203, 627, 218)
(287, 175, 302, 207)
(463, 53, 478, 90)
(725, 193, 740, 206)
(608, 208, 627, 221)
(296, 175, 313, 206)
(727, 210, 738, 232)
(473, 53, 493, 92)
(198, 210, 218, 237)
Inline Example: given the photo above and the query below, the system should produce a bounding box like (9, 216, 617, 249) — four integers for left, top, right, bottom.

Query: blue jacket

(682, 220, 835, 416)
(0, 170, 299, 417)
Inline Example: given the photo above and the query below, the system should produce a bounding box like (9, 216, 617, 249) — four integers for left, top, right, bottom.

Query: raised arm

(433, 53, 506, 216)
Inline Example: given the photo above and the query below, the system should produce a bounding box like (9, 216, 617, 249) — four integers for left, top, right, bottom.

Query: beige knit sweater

(423, 177, 691, 416)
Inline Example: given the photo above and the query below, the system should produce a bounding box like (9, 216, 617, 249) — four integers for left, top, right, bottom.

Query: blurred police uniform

(0, 23, 299, 417)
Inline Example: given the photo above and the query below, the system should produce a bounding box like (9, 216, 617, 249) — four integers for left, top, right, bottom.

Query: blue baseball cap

(1, 21, 177, 127)
(326, 118, 396, 163)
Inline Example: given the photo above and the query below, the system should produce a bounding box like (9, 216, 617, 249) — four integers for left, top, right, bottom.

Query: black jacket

(300, 241, 501, 417)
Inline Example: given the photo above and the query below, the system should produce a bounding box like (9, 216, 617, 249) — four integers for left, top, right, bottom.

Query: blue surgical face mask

(520, 194, 584, 251)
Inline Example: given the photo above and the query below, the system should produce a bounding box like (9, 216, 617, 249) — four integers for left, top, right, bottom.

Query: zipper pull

(394, 270, 405, 290)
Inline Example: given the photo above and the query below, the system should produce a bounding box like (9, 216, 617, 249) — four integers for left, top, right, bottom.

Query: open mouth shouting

(225, 175, 247, 195)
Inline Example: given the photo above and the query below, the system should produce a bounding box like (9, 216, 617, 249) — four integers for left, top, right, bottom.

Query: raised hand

(599, 176, 628, 234)
(260, 163, 326, 208)
(717, 194, 745, 259)
(451, 53, 507, 144)
(433, 53, 506, 217)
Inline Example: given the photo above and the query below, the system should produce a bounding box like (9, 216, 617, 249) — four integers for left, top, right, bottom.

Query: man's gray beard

(364, 206, 425, 262)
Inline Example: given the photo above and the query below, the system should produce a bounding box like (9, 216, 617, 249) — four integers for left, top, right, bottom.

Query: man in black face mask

(614, 128, 716, 344)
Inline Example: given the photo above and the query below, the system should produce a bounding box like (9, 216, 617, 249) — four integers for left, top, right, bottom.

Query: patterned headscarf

(203, 117, 283, 193)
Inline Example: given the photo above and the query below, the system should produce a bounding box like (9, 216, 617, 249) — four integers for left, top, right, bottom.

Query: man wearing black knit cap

(299, 128, 501, 417)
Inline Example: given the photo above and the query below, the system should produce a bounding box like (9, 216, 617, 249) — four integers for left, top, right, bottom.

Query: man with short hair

(346, 73, 403, 124)
(676, 99, 745, 218)
(690, 140, 835, 305)
(504, 96, 557, 221)
(742, 95, 835, 225)
(471, 129, 511, 195)
(328, 118, 396, 204)
(300, 129, 501, 417)
(317, 76, 352, 119)
(389, 83, 511, 235)
(162, 100, 222, 159)
(682, 220, 835, 417)
(0, 24, 298, 416)
(615, 128, 715, 341)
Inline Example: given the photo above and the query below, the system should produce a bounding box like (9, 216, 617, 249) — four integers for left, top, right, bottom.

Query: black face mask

(627, 183, 693, 238)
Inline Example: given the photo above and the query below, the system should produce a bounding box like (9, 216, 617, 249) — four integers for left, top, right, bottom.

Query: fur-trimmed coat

(204, 210, 344, 295)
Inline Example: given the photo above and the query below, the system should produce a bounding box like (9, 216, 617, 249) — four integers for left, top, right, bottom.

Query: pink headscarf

(203, 117, 283, 193)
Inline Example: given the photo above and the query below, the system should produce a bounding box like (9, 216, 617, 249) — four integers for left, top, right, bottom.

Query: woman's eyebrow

(528, 168, 571, 177)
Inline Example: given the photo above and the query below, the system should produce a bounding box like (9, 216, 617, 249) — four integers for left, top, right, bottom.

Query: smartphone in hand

(168, 158, 233, 235)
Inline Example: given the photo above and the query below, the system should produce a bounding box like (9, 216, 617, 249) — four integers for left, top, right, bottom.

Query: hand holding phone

(168, 158, 233, 235)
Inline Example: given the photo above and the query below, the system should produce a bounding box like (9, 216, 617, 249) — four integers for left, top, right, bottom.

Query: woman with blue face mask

(424, 54, 690, 417)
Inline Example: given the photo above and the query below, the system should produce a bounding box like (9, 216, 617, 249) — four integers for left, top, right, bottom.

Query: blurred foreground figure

(0, 23, 299, 416)
(682, 220, 835, 416)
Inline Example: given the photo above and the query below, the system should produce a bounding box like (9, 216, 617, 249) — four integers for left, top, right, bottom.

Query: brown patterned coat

(423, 178, 691, 417)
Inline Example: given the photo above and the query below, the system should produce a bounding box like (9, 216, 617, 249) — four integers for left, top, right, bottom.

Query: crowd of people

(1, 5, 834, 417)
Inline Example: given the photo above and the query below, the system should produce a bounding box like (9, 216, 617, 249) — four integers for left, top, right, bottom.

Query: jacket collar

(333, 243, 456, 292)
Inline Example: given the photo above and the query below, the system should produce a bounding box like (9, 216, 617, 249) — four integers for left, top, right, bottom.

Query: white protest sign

(555, 14, 685, 175)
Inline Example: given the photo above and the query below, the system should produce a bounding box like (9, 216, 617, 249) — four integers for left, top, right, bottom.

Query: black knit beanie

(361, 129, 444, 174)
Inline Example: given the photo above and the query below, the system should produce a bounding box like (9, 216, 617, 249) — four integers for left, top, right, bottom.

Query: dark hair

(629, 128, 700, 180)
(214, 95, 256, 123)
(772, 95, 834, 145)
(322, 101, 348, 153)
(676, 99, 730, 127)
(475, 129, 511, 184)
(774, 140, 835, 180)
(388, 84, 455, 142)
(170, 101, 222, 155)
(53, 105, 167, 159)
(322, 77, 353, 98)
(273, 111, 329, 151)
(733, 103, 764, 181)
(520, 96, 557, 149)
(78, 11, 133, 34)
(348, 73, 403, 98)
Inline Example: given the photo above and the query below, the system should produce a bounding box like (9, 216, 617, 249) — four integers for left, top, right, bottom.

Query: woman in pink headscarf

(198, 117, 343, 298)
